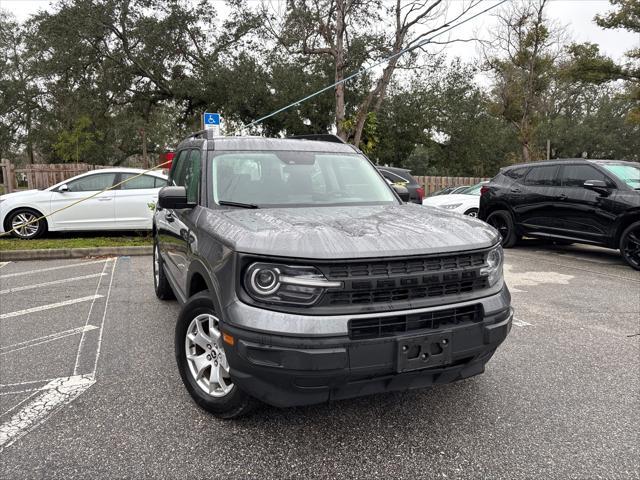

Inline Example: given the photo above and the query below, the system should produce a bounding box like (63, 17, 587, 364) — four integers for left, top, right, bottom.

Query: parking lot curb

(0, 245, 152, 261)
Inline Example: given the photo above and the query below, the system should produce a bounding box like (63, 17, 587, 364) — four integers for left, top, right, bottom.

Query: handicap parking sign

(204, 112, 220, 126)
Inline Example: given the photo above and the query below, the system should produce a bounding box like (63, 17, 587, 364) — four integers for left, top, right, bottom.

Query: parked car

(427, 185, 470, 197)
(0, 168, 167, 239)
(422, 182, 488, 217)
(153, 131, 512, 418)
(478, 159, 640, 270)
(377, 166, 424, 204)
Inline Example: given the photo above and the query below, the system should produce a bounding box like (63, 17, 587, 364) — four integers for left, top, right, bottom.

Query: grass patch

(0, 233, 152, 251)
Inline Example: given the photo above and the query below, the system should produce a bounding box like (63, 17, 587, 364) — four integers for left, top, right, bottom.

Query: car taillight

(416, 186, 424, 201)
(480, 186, 490, 196)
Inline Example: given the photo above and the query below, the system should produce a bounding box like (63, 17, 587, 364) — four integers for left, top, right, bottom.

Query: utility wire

(233, 0, 508, 135)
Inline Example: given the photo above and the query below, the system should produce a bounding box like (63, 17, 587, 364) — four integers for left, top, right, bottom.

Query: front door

(49, 172, 117, 230)
(553, 164, 617, 244)
(156, 149, 202, 297)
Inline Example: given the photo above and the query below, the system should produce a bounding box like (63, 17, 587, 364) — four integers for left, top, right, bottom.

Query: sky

(1, 0, 637, 63)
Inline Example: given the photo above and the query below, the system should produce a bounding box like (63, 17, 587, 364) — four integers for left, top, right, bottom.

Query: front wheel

(464, 208, 479, 217)
(7, 208, 47, 239)
(486, 210, 518, 248)
(620, 221, 640, 270)
(175, 292, 256, 418)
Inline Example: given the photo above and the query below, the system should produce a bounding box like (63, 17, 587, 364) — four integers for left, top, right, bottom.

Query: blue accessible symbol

(204, 112, 220, 126)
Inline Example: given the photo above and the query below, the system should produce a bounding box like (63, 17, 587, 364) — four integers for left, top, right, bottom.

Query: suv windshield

(210, 151, 398, 207)
(601, 164, 640, 189)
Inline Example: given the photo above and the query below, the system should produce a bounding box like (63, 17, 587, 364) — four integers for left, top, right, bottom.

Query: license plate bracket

(396, 331, 453, 373)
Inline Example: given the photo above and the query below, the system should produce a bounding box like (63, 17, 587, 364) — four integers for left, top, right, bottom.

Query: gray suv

(153, 131, 513, 418)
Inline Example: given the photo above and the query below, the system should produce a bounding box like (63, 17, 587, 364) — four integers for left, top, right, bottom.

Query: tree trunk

(141, 127, 149, 168)
(26, 109, 34, 164)
(335, 0, 347, 140)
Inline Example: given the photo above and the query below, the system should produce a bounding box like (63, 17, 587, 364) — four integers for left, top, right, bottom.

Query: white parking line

(0, 325, 98, 356)
(91, 258, 117, 375)
(0, 259, 108, 278)
(0, 273, 107, 295)
(0, 295, 104, 320)
(0, 375, 96, 451)
(74, 259, 111, 375)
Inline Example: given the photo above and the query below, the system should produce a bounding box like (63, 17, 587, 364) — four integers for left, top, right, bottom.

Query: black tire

(619, 221, 640, 271)
(6, 208, 47, 239)
(175, 291, 257, 418)
(464, 208, 479, 217)
(486, 210, 518, 248)
(153, 239, 175, 300)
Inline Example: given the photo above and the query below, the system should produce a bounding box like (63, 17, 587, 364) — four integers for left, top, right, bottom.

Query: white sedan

(422, 182, 486, 217)
(0, 168, 167, 239)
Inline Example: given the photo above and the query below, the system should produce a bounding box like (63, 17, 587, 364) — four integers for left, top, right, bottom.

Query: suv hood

(199, 203, 498, 259)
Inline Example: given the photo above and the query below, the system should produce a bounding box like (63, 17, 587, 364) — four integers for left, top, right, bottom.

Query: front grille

(349, 304, 482, 340)
(326, 252, 485, 279)
(325, 278, 488, 306)
(317, 251, 489, 308)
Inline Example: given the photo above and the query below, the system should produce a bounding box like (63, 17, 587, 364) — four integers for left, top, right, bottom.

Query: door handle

(558, 194, 568, 200)
(166, 212, 175, 223)
(97, 197, 112, 202)
(510, 188, 521, 193)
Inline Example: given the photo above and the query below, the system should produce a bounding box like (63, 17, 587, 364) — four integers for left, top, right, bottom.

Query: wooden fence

(415, 176, 489, 195)
(0, 161, 105, 192)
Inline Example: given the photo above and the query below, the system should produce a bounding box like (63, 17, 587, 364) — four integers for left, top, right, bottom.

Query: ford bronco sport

(153, 131, 513, 418)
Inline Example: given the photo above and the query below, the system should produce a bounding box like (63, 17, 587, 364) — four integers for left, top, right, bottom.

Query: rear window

(504, 167, 529, 180)
(524, 165, 559, 186)
(379, 169, 417, 185)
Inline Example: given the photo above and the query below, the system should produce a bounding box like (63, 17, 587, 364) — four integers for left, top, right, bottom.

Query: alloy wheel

(11, 212, 40, 239)
(621, 227, 640, 269)
(185, 314, 234, 397)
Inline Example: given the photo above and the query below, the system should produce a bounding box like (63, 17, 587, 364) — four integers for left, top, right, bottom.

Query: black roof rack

(287, 134, 346, 144)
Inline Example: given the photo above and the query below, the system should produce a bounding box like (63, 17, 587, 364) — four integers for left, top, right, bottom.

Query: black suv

(377, 166, 424, 204)
(479, 159, 640, 269)
(153, 131, 513, 418)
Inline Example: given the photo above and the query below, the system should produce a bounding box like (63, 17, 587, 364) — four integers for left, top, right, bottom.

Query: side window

(154, 177, 167, 188)
(524, 166, 559, 187)
(120, 174, 157, 190)
(169, 150, 190, 186)
(185, 150, 201, 203)
(67, 173, 117, 192)
(560, 165, 608, 188)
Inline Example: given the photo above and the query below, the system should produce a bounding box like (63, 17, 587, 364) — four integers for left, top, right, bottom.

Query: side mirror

(58, 184, 69, 192)
(583, 179, 610, 196)
(158, 186, 195, 209)
(391, 183, 410, 202)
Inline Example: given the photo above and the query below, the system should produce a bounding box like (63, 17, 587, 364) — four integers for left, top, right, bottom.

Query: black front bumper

(221, 307, 513, 408)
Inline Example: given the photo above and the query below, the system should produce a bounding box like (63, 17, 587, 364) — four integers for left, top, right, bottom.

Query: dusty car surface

(153, 131, 513, 418)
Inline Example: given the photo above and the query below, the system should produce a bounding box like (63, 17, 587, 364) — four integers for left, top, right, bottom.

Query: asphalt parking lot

(0, 243, 638, 479)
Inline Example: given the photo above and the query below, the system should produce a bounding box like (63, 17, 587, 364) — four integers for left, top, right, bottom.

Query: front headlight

(441, 203, 462, 210)
(244, 262, 342, 306)
(480, 245, 504, 287)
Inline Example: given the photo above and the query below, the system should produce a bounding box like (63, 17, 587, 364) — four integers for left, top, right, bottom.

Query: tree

(268, 0, 484, 148)
(485, 0, 563, 162)
(0, 13, 42, 163)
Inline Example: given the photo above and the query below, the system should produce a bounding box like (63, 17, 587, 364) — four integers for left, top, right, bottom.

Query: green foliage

(53, 116, 101, 163)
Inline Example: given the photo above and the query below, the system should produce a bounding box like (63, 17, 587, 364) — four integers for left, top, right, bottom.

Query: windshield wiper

(219, 200, 259, 209)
